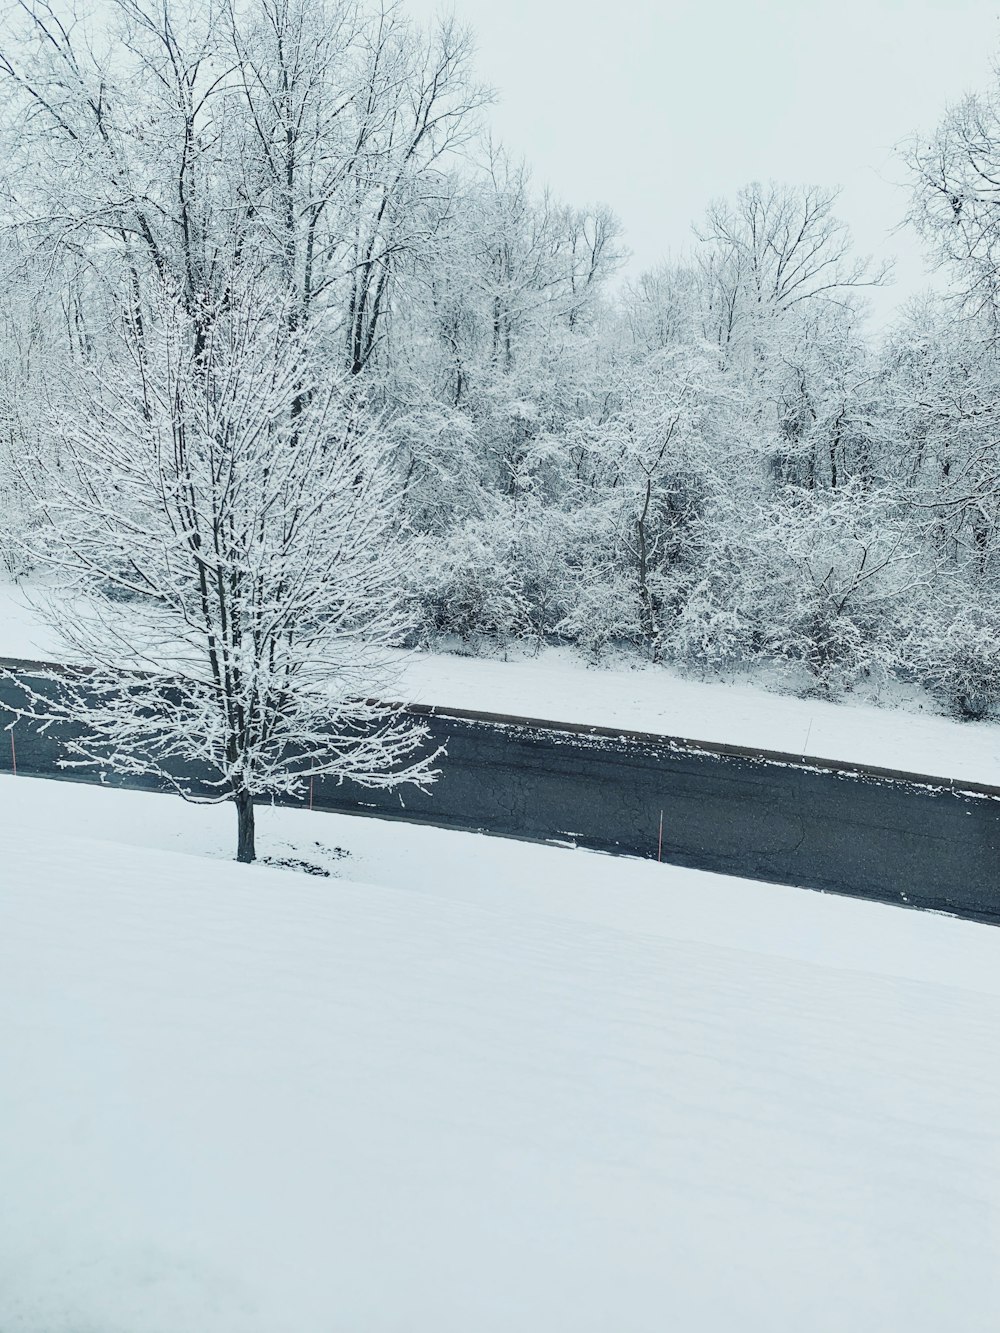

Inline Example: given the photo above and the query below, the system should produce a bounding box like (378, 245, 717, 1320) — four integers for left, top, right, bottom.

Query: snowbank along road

(1, 658, 998, 922)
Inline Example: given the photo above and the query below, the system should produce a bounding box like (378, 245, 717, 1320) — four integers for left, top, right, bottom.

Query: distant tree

(619, 261, 703, 355)
(877, 298, 1000, 713)
(908, 91, 1000, 329)
(13, 278, 436, 862)
(694, 182, 888, 369)
(0, 0, 487, 368)
(683, 480, 916, 695)
(550, 347, 722, 662)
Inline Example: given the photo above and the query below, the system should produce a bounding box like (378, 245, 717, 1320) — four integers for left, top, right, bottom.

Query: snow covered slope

(3, 579, 1000, 785)
(1, 776, 998, 1332)
(392, 646, 1000, 784)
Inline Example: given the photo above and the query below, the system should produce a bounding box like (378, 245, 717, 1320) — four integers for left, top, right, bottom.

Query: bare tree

(695, 182, 888, 349)
(907, 88, 1000, 336)
(0, 0, 488, 367)
(226, 0, 490, 375)
(11, 276, 436, 862)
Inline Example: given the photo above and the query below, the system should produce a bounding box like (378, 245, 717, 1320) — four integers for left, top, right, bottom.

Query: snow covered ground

(394, 644, 1000, 784)
(3, 577, 1000, 783)
(2, 774, 999, 1332)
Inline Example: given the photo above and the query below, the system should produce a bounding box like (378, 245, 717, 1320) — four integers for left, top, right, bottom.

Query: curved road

(2, 658, 998, 923)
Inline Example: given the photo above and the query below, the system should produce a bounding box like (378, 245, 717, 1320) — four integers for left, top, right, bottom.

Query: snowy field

(3, 579, 1000, 786)
(2, 774, 999, 1332)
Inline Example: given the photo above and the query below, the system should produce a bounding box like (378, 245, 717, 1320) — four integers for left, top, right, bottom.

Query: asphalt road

(2, 660, 998, 922)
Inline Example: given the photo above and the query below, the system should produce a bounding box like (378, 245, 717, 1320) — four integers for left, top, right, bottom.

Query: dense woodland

(2, 0, 1000, 732)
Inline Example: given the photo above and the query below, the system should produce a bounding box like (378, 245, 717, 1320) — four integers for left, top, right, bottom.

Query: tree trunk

(235, 789, 256, 864)
(636, 479, 659, 661)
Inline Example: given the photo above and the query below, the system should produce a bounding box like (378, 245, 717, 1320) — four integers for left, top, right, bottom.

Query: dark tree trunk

(636, 478, 659, 661)
(235, 789, 256, 864)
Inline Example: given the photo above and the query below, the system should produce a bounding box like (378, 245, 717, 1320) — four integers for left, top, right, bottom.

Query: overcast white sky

(406, 0, 1000, 324)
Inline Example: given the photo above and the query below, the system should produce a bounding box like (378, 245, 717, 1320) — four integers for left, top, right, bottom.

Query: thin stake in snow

(658, 809, 664, 862)
(9, 730, 15, 777)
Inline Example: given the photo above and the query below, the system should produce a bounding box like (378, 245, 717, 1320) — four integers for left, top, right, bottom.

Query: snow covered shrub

(408, 495, 576, 651)
(902, 599, 1000, 719)
(412, 510, 535, 649)
(551, 500, 645, 659)
(555, 574, 644, 661)
(682, 482, 910, 696)
(769, 601, 893, 697)
(757, 485, 912, 696)
(671, 578, 755, 672)
(0, 442, 38, 578)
